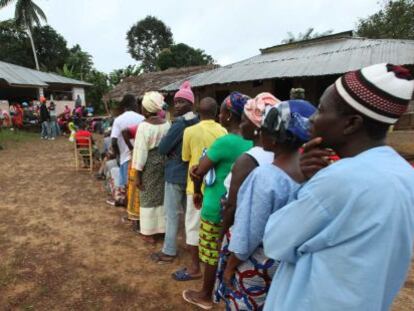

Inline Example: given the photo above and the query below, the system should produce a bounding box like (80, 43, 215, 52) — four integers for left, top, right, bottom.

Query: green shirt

(201, 134, 253, 224)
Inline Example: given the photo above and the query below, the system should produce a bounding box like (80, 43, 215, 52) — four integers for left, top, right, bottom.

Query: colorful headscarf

(223, 92, 250, 117)
(142, 91, 164, 113)
(244, 92, 280, 128)
(262, 99, 316, 142)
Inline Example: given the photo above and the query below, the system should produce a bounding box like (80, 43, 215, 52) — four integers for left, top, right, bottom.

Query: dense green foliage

(127, 15, 214, 71)
(108, 65, 141, 87)
(356, 0, 414, 39)
(0, 0, 47, 70)
(0, 21, 68, 71)
(127, 15, 174, 72)
(0, 20, 32, 67)
(156, 43, 214, 71)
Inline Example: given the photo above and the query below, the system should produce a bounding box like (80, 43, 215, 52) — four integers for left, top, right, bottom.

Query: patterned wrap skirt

(213, 230, 279, 311)
(139, 148, 166, 235)
(199, 218, 222, 266)
(127, 164, 140, 220)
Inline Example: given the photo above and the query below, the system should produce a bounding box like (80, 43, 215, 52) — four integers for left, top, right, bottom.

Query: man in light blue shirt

(263, 63, 414, 311)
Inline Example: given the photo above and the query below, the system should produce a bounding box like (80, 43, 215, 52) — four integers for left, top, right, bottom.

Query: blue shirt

(263, 146, 414, 311)
(158, 112, 199, 185)
(229, 164, 300, 261)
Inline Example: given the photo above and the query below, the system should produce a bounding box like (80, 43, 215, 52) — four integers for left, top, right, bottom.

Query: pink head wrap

(244, 92, 280, 127)
(174, 81, 194, 105)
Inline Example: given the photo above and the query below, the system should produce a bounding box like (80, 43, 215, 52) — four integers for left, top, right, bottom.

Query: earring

(254, 129, 259, 136)
(226, 117, 231, 122)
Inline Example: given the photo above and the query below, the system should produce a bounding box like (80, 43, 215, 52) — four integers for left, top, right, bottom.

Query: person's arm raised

(300, 137, 334, 180)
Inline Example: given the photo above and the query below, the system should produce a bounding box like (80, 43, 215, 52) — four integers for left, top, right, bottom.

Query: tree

(84, 70, 110, 113)
(0, 0, 47, 70)
(126, 15, 173, 72)
(108, 65, 141, 87)
(156, 43, 214, 71)
(281, 28, 333, 43)
(356, 0, 414, 39)
(32, 25, 69, 71)
(0, 20, 69, 72)
(65, 44, 94, 80)
(0, 19, 33, 67)
(55, 63, 76, 79)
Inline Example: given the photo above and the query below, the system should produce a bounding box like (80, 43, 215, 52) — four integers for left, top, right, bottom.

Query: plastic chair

(74, 136, 93, 172)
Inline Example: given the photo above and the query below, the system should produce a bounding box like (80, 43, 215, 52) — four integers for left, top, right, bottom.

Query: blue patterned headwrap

(262, 99, 316, 142)
(223, 92, 250, 117)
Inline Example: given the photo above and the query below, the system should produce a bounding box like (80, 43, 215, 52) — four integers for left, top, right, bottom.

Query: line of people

(100, 63, 414, 311)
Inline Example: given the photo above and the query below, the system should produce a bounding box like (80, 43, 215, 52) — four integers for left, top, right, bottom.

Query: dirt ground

(0, 134, 413, 310)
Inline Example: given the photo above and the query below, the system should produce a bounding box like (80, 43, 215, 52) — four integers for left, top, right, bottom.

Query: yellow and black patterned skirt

(127, 165, 140, 220)
(199, 218, 222, 266)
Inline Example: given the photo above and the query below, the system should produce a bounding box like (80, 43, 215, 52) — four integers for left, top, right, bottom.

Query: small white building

(0, 60, 92, 114)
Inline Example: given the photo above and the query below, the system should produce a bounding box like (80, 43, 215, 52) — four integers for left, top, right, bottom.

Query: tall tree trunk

(27, 27, 40, 71)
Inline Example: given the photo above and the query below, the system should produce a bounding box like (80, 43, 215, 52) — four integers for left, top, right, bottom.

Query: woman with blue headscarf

(214, 100, 316, 311)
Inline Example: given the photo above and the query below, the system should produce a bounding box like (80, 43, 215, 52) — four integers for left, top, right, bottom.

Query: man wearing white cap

(263, 63, 414, 311)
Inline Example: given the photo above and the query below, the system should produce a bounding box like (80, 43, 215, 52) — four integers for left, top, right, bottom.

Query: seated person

(75, 122, 100, 167)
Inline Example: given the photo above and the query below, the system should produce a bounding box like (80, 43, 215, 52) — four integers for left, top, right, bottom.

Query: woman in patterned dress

(132, 91, 170, 244)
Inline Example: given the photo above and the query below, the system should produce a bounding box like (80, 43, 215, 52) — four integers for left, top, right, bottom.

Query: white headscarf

(142, 91, 164, 113)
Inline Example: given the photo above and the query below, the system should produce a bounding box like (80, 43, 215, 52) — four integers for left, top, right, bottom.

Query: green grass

(0, 129, 38, 145)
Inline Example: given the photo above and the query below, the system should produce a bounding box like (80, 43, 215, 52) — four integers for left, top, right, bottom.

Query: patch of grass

(0, 129, 37, 145)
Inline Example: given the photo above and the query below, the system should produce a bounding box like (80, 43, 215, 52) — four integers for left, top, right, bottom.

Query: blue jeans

(119, 161, 129, 187)
(49, 120, 58, 138)
(41, 121, 50, 138)
(162, 182, 186, 256)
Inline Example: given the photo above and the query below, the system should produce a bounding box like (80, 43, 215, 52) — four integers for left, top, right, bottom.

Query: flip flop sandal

(172, 268, 202, 281)
(150, 252, 175, 264)
(182, 290, 213, 310)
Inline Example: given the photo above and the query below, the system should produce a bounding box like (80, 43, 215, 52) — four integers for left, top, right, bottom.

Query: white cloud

(0, 0, 380, 73)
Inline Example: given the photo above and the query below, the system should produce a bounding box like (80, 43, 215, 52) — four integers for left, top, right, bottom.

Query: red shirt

(75, 130, 92, 146)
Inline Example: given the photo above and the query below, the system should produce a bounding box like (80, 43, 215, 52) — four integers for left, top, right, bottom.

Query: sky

(0, 0, 381, 73)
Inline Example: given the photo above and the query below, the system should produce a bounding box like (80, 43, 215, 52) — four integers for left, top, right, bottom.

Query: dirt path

(0, 136, 413, 310)
(0, 136, 204, 310)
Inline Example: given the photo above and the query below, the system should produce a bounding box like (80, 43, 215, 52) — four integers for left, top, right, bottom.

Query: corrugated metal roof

(161, 37, 414, 91)
(0, 60, 92, 87)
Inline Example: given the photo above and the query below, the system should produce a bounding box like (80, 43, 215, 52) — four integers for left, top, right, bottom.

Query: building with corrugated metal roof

(161, 31, 414, 129)
(0, 60, 92, 114)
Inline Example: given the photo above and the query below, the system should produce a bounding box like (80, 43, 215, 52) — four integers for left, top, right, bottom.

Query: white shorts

(185, 195, 201, 246)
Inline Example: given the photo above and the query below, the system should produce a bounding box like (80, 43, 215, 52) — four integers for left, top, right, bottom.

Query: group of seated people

(94, 63, 414, 311)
